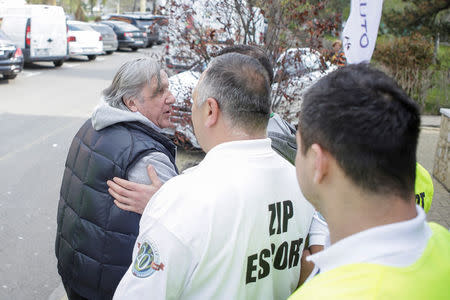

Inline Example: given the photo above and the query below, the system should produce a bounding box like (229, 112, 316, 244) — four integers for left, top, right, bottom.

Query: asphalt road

(0, 47, 448, 300)
(0, 47, 166, 300)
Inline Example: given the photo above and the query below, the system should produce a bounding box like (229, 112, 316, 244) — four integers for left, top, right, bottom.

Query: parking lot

(0, 46, 172, 300)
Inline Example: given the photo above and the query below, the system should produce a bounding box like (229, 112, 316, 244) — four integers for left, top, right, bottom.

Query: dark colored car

(0, 30, 24, 80)
(90, 23, 118, 54)
(100, 20, 146, 51)
(105, 13, 162, 47)
(125, 14, 168, 45)
(152, 15, 169, 45)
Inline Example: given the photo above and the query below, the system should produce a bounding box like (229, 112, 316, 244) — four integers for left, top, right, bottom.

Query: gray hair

(196, 53, 271, 134)
(103, 57, 162, 107)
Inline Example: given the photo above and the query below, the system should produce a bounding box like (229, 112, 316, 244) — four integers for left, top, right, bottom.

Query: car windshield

(69, 23, 94, 31)
(91, 25, 111, 34)
(116, 23, 139, 31)
(135, 19, 155, 27)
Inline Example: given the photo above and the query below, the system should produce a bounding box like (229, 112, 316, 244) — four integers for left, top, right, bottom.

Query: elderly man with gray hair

(114, 53, 316, 300)
(55, 57, 178, 300)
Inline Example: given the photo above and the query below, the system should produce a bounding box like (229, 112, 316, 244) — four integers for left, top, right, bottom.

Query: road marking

(0, 119, 81, 162)
(97, 57, 105, 61)
(21, 71, 42, 78)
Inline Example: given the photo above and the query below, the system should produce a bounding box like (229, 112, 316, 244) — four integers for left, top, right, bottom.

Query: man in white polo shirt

(290, 64, 449, 299)
(113, 53, 319, 299)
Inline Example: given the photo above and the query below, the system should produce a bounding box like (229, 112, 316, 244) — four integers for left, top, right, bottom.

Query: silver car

(90, 23, 118, 54)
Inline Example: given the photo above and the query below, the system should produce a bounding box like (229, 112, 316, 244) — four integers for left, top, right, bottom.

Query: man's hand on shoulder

(107, 165, 163, 214)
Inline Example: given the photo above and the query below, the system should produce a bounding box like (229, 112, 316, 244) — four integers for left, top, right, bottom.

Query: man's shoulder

(70, 119, 133, 156)
(293, 244, 450, 300)
(140, 171, 208, 245)
(429, 222, 450, 239)
(290, 264, 383, 300)
(427, 222, 450, 262)
(142, 171, 200, 219)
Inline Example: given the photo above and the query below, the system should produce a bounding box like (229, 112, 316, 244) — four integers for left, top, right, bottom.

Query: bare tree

(160, 0, 340, 148)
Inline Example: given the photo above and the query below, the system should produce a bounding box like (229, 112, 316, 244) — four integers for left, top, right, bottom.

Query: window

(69, 23, 94, 31)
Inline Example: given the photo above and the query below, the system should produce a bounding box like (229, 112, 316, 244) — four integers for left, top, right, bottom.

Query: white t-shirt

(308, 211, 330, 247)
(114, 139, 316, 300)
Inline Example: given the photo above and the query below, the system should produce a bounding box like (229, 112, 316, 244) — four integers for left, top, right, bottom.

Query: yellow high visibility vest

(289, 223, 450, 300)
(415, 163, 434, 213)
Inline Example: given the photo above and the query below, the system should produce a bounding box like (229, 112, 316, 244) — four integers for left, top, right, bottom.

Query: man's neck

(204, 127, 267, 152)
(323, 186, 418, 244)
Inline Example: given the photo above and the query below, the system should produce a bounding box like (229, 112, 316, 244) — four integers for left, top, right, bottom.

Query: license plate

(35, 48, 49, 56)
(135, 41, 143, 44)
(0, 50, 4, 55)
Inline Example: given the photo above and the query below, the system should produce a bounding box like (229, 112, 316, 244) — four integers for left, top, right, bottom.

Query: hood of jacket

(91, 97, 161, 132)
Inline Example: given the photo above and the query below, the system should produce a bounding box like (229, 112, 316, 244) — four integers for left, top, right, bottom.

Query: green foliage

(377, 1, 449, 114)
(425, 45, 450, 113)
(374, 34, 434, 71)
(374, 36, 449, 114)
(437, 44, 450, 68)
(373, 34, 436, 111)
(382, 0, 449, 36)
(261, 0, 341, 52)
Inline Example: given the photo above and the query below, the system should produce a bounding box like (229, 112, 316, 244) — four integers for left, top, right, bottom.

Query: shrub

(373, 33, 435, 111)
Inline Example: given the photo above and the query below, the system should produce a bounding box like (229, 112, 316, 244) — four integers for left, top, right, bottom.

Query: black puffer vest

(55, 119, 177, 300)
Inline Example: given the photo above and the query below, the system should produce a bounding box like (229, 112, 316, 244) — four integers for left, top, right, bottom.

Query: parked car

(67, 21, 103, 60)
(0, 4, 68, 67)
(89, 23, 118, 55)
(0, 29, 24, 80)
(271, 48, 337, 124)
(99, 20, 146, 51)
(164, 48, 334, 149)
(164, 39, 224, 74)
(150, 15, 168, 45)
(105, 13, 161, 47)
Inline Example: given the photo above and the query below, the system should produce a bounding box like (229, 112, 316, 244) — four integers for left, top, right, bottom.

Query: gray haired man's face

(135, 70, 176, 129)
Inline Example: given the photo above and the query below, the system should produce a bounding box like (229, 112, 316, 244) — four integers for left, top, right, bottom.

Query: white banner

(342, 0, 384, 64)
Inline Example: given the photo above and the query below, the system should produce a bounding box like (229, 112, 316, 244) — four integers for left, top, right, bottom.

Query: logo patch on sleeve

(132, 240, 164, 278)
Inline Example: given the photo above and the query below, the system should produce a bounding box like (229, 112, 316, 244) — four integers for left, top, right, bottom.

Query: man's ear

(311, 144, 329, 184)
(123, 97, 138, 112)
(204, 97, 220, 128)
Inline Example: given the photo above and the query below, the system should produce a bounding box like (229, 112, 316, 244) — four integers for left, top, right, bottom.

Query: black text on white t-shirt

(245, 200, 304, 284)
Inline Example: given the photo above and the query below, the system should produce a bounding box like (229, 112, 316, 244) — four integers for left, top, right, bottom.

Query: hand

(107, 165, 163, 214)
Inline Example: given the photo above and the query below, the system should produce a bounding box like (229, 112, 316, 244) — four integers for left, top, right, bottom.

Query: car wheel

(87, 55, 97, 61)
(53, 60, 64, 67)
(105, 51, 114, 55)
(3, 74, 17, 80)
(146, 42, 153, 48)
(130, 47, 138, 52)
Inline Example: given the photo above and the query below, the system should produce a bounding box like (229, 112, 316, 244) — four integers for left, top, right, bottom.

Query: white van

(0, 5, 68, 67)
